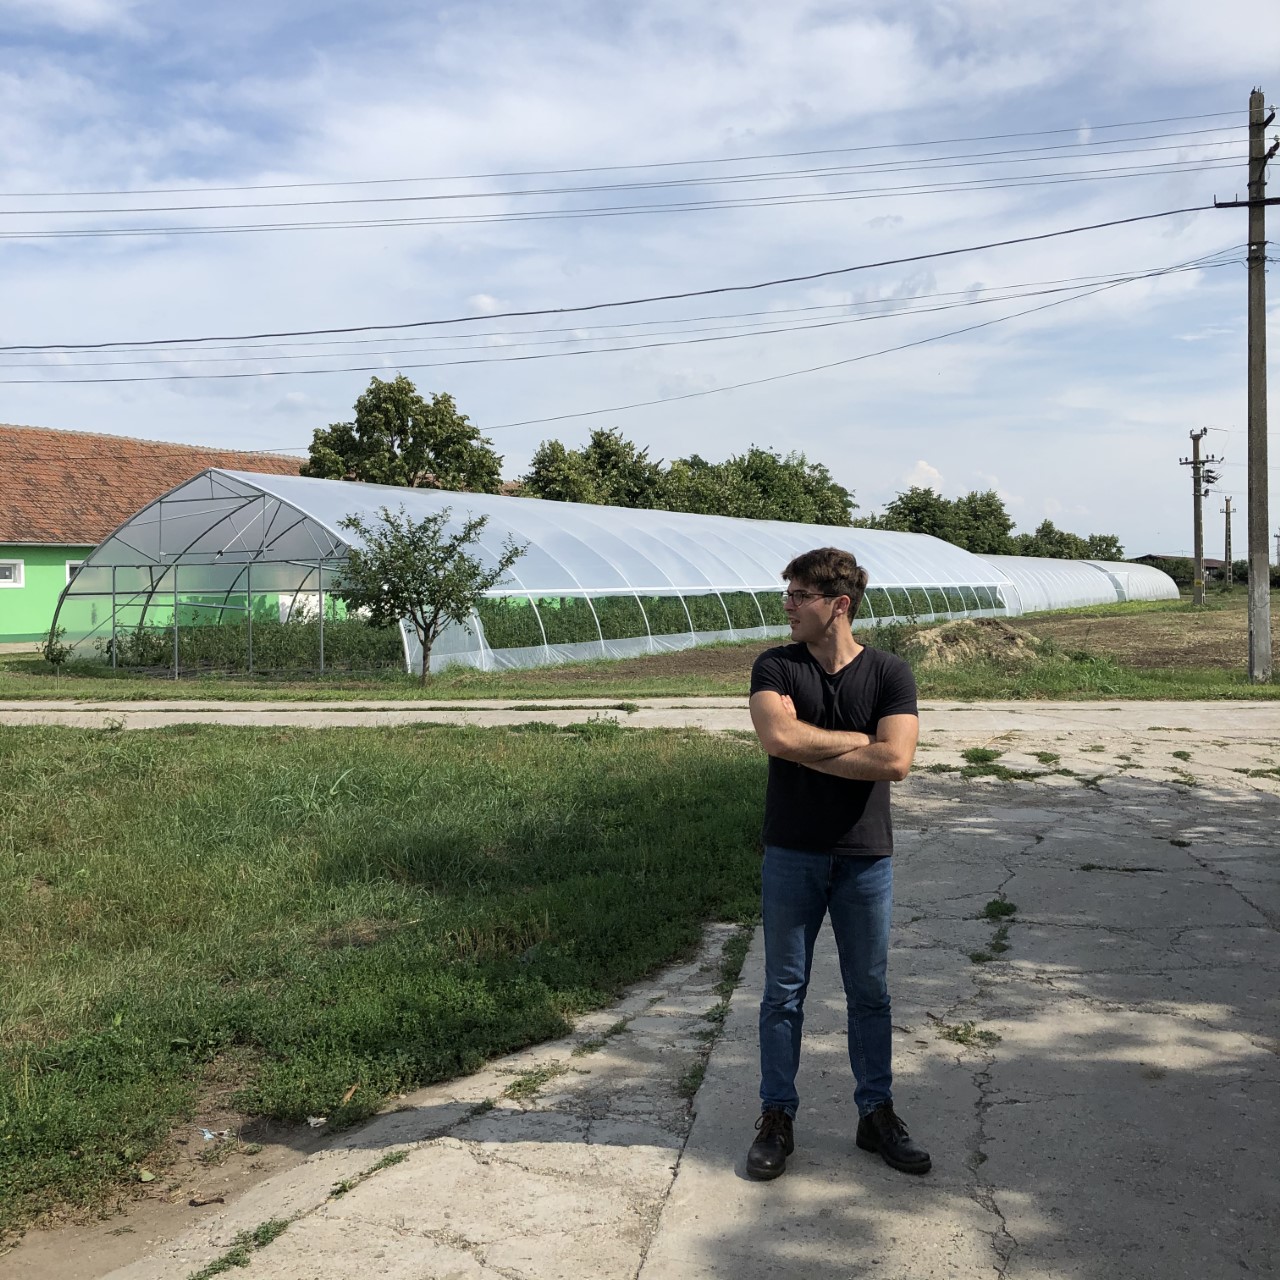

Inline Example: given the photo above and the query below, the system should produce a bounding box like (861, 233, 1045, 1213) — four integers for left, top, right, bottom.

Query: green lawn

(0, 724, 764, 1239)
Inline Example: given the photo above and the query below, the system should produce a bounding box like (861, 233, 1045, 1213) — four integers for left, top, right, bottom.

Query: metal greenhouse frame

(49, 469, 1179, 677)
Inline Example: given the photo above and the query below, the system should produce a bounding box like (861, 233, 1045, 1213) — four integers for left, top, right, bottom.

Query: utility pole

(1181, 429, 1222, 605)
(1222, 496, 1234, 585)
(1215, 88, 1278, 679)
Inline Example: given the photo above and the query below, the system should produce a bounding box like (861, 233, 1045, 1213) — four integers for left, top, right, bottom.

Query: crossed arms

(749, 691, 918, 782)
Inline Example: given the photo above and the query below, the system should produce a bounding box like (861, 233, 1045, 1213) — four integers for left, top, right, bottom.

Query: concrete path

(640, 768, 1279, 1280)
(3, 696, 1280, 736)
(7, 709, 1277, 1279)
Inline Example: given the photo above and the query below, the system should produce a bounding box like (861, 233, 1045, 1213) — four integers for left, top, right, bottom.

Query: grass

(0, 723, 764, 1241)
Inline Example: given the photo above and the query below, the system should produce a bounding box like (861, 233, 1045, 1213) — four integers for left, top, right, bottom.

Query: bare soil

(2, 1063, 330, 1280)
(1004, 597, 1279, 670)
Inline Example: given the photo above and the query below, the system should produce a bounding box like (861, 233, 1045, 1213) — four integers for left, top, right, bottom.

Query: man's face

(783, 578, 845, 643)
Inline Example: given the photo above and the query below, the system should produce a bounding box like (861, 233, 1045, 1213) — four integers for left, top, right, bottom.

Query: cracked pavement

(94, 709, 1277, 1280)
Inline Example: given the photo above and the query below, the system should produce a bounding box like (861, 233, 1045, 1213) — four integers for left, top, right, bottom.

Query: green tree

(523, 433, 855, 525)
(713, 447, 854, 525)
(951, 490, 1015, 555)
(303, 375, 503, 493)
(522, 428, 665, 507)
(1012, 519, 1090, 559)
(334, 505, 525, 684)
(1084, 533, 1125, 560)
(863, 487, 957, 540)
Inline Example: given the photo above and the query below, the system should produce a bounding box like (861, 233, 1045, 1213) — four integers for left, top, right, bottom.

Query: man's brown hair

(782, 547, 870, 618)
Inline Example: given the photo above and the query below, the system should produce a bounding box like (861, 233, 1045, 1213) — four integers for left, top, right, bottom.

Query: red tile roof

(1, 423, 302, 545)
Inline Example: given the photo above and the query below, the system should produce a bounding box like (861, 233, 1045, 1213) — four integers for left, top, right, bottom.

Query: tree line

(301, 374, 1123, 558)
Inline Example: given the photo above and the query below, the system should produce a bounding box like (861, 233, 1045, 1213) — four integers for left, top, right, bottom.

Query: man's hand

(801, 714, 919, 783)
(750, 691, 874, 762)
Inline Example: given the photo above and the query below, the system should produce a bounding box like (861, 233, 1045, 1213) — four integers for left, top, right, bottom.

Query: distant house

(0, 424, 301, 646)
(1131, 554, 1225, 569)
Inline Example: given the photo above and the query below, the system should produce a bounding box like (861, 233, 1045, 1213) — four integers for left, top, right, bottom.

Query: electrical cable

(0, 204, 1217, 353)
(4, 254, 1245, 358)
(1, 256, 1237, 372)
(0, 136, 1244, 216)
(0, 158, 1236, 240)
(481, 266, 1242, 432)
(0, 252, 1236, 386)
(0, 110, 1243, 197)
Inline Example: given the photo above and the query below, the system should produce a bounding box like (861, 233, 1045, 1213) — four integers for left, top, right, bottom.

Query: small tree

(335, 506, 525, 684)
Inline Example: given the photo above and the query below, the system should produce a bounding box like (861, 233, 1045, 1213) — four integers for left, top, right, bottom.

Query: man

(745, 546, 928, 1180)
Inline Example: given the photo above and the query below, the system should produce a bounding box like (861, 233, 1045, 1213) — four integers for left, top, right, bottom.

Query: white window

(66, 560, 85, 583)
(0, 560, 24, 588)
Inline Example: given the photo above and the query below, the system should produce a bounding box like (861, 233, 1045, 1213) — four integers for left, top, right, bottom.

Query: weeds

(678, 1062, 706, 1099)
(936, 1021, 1002, 1048)
(573, 1019, 631, 1056)
(970, 900, 1016, 963)
(186, 1218, 291, 1279)
(504, 1064, 568, 1100)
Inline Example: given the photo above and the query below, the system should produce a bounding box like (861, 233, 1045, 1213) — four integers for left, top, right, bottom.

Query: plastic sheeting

(51, 469, 1178, 674)
(976, 554, 1179, 615)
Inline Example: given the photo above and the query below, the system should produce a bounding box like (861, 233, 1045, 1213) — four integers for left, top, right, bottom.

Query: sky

(3, 0, 1279, 557)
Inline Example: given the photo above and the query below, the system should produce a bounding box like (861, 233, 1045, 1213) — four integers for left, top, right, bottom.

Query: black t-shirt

(750, 642, 918, 856)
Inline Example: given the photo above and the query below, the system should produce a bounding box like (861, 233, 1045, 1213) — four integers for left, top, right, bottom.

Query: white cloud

(1, 0, 1276, 557)
(0, 0, 143, 34)
(903, 460, 945, 489)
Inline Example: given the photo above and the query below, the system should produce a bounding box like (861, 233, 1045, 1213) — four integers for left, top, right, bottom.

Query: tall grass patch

(0, 724, 764, 1238)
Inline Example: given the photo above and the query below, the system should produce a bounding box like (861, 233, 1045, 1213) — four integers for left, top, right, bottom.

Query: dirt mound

(910, 618, 1041, 667)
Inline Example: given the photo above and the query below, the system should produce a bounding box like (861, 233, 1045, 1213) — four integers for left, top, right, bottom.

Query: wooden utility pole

(1181, 429, 1222, 605)
(1216, 88, 1278, 679)
(1222, 496, 1234, 585)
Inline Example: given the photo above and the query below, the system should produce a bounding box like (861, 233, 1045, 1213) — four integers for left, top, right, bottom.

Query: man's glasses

(781, 590, 837, 605)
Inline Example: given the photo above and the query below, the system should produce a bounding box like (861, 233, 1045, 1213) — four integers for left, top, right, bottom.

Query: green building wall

(0, 544, 96, 644)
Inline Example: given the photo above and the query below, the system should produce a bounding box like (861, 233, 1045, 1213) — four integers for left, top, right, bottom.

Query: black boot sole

(856, 1133, 931, 1175)
(746, 1160, 788, 1181)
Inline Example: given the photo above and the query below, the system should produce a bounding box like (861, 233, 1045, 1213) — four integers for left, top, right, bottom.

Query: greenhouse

(51, 469, 1179, 675)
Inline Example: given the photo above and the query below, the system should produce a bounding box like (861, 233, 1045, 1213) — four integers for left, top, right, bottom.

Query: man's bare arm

(749, 690, 874, 762)
(801, 714, 919, 782)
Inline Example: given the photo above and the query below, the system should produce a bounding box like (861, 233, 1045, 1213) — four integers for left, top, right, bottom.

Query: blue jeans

(759, 846, 894, 1119)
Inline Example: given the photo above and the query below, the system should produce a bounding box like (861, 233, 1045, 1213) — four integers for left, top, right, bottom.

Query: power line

(4, 255, 1241, 360)
(0, 252, 1233, 389)
(0, 205, 1215, 353)
(0, 158, 1234, 241)
(480, 272, 1175, 433)
(0, 110, 1243, 197)
(0, 136, 1243, 217)
(2, 255, 1238, 373)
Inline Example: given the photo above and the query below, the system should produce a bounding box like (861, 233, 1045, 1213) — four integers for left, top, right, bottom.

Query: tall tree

(1012, 519, 1090, 559)
(862, 486, 957, 540)
(523, 434, 855, 525)
(334, 505, 525, 685)
(716, 447, 854, 525)
(951, 490, 1015, 555)
(303, 375, 503, 493)
(1083, 533, 1125, 560)
(522, 428, 664, 507)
